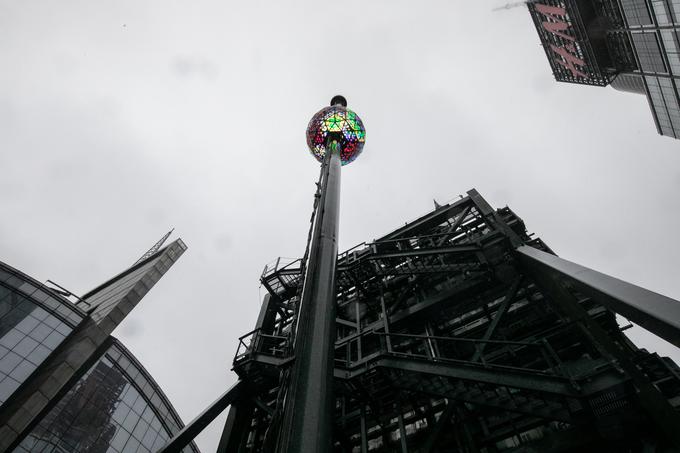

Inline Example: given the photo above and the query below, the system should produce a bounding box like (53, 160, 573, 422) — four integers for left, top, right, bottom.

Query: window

(622, 0, 654, 25)
(0, 283, 74, 405)
(645, 76, 680, 137)
(14, 343, 200, 453)
(670, 0, 680, 22)
(651, 0, 671, 23)
(632, 32, 667, 72)
(660, 30, 680, 74)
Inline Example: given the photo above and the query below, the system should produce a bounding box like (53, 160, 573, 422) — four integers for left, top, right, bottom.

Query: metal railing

(261, 257, 302, 280)
(236, 324, 571, 378)
(371, 332, 569, 378)
(234, 328, 289, 364)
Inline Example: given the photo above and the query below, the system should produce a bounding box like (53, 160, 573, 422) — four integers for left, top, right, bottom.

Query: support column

(255, 293, 277, 335)
(360, 406, 369, 453)
(275, 141, 342, 453)
(216, 399, 253, 453)
(517, 245, 680, 349)
(397, 412, 409, 453)
(471, 276, 522, 362)
(519, 248, 680, 448)
(422, 402, 456, 453)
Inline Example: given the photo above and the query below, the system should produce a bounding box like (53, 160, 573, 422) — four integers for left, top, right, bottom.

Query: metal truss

(133, 228, 174, 266)
(159, 189, 680, 453)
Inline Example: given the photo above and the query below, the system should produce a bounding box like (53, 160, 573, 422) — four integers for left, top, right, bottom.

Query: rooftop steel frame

(159, 189, 680, 453)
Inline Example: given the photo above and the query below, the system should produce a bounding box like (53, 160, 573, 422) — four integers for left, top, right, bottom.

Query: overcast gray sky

(2, 1, 680, 450)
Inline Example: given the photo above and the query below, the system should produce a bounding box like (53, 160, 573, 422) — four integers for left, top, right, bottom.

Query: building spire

(133, 228, 174, 266)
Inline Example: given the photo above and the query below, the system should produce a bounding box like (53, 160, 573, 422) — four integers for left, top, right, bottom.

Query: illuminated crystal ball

(306, 105, 366, 165)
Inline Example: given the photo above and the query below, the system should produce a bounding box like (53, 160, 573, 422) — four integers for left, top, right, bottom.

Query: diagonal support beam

(421, 401, 456, 453)
(518, 249, 680, 449)
(471, 276, 523, 362)
(516, 245, 680, 349)
(377, 355, 578, 396)
(397, 412, 409, 453)
(468, 189, 523, 247)
(436, 205, 472, 247)
(388, 282, 416, 316)
(156, 381, 245, 453)
(390, 368, 574, 423)
(379, 197, 471, 241)
(216, 398, 254, 453)
(370, 245, 480, 261)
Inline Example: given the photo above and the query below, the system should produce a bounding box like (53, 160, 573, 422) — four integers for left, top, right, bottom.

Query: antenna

(133, 228, 174, 266)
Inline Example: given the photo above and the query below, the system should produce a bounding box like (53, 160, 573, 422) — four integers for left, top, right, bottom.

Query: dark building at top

(0, 235, 200, 453)
(528, 0, 680, 138)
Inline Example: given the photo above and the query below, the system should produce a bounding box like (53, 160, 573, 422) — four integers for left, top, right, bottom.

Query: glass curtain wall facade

(0, 237, 197, 452)
(616, 0, 680, 137)
(15, 339, 199, 453)
(0, 264, 85, 405)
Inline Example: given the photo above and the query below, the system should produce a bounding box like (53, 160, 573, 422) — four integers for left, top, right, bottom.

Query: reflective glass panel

(0, 283, 74, 405)
(15, 344, 200, 453)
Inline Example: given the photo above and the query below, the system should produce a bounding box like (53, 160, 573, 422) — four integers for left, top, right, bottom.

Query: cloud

(171, 56, 218, 80)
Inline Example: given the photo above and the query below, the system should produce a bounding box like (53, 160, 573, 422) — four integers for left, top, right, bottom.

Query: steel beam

(468, 189, 523, 247)
(379, 197, 471, 241)
(397, 412, 409, 453)
(387, 277, 487, 326)
(369, 263, 483, 276)
(471, 276, 522, 362)
(216, 398, 253, 453)
(255, 293, 277, 335)
(369, 245, 480, 260)
(156, 381, 244, 453)
(395, 376, 572, 423)
(421, 402, 456, 453)
(519, 252, 680, 448)
(359, 406, 369, 453)
(377, 355, 578, 395)
(437, 206, 472, 247)
(517, 245, 680, 349)
(388, 283, 416, 316)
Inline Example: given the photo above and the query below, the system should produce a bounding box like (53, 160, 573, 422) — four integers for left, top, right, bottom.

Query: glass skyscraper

(0, 238, 199, 453)
(528, 0, 680, 139)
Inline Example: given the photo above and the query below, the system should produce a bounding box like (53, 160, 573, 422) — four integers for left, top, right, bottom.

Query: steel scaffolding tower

(215, 188, 680, 453)
(157, 102, 680, 453)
